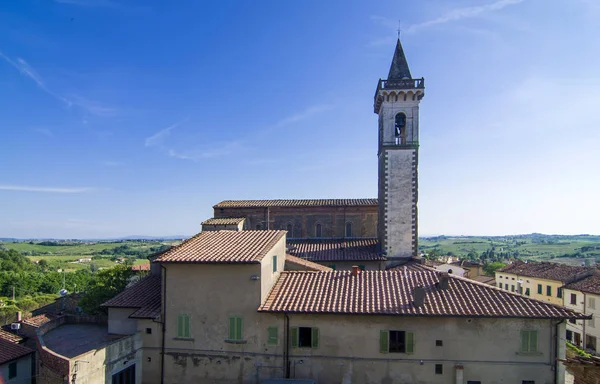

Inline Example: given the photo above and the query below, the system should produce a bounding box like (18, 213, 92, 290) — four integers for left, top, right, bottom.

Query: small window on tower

(395, 113, 407, 145)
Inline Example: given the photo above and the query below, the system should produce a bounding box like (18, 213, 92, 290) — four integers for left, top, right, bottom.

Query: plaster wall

(108, 307, 138, 335)
(495, 272, 564, 305)
(0, 354, 33, 384)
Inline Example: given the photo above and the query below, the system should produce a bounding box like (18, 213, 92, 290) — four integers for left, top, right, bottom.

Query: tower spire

(387, 39, 412, 80)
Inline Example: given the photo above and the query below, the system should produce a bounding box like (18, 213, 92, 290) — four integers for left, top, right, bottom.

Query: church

(203, 38, 425, 271)
(98, 40, 583, 384)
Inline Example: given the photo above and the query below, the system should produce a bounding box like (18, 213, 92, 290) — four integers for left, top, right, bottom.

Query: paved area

(43, 324, 111, 358)
(565, 370, 574, 384)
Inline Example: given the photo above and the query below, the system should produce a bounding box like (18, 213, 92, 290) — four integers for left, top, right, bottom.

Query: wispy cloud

(0, 185, 96, 193)
(35, 128, 53, 137)
(54, 0, 119, 7)
(101, 160, 122, 167)
(273, 104, 334, 128)
(406, 0, 525, 33)
(168, 140, 243, 162)
(145, 120, 186, 147)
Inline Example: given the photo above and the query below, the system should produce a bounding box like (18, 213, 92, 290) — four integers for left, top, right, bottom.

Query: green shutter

(268, 326, 278, 345)
(184, 314, 190, 338)
(379, 330, 389, 354)
(177, 314, 183, 337)
(291, 327, 298, 348)
(273, 255, 277, 273)
(229, 317, 236, 340)
(235, 317, 243, 340)
(530, 330, 538, 352)
(311, 327, 319, 349)
(538, 284, 542, 294)
(406, 331, 415, 354)
(358, 265, 366, 271)
(521, 330, 529, 352)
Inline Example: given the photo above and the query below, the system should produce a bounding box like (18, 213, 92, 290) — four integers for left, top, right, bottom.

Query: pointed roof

(387, 39, 412, 80)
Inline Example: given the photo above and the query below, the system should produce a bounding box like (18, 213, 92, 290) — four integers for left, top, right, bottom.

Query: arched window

(395, 113, 407, 145)
(345, 222, 352, 238)
(286, 223, 293, 238)
(315, 223, 322, 238)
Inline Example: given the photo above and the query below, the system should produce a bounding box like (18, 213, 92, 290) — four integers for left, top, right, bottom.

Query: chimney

(16, 311, 22, 322)
(437, 272, 449, 290)
(351, 265, 360, 276)
(413, 286, 425, 307)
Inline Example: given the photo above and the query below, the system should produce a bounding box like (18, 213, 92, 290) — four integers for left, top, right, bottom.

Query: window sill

(173, 337, 194, 341)
(516, 351, 542, 356)
(225, 339, 247, 344)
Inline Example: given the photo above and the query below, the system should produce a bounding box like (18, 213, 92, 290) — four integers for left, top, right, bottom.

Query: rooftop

(498, 260, 596, 282)
(201, 217, 246, 225)
(0, 337, 33, 365)
(214, 199, 378, 208)
(0, 329, 24, 344)
(102, 275, 161, 319)
(155, 230, 286, 264)
(563, 274, 600, 295)
(287, 238, 384, 262)
(285, 255, 333, 272)
(43, 324, 112, 359)
(22, 313, 57, 327)
(259, 268, 586, 319)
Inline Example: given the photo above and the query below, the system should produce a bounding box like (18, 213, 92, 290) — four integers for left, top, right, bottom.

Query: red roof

(0, 337, 33, 365)
(102, 276, 161, 319)
(132, 264, 150, 271)
(285, 255, 333, 272)
(214, 199, 378, 208)
(287, 239, 384, 262)
(564, 275, 600, 295)
(498, 260, 596, 282)
(22, 313, 56, 327)
(259, 268, 587, 319)
(0, 329, 23, 344)
(155, 230, 286, 264)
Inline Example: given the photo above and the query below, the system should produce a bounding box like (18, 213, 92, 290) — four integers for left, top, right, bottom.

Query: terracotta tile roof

(0, 329, 23, 344)
(131, 263, 150, 271)
(0, 337, 33, 365)
(285, 255, 333, 272)
(102, 276, 161, 319)
(259, 268, 587, 319)
(155, 230, 286, 264)
(287, 239, 384, 262)
(472, 275, 496, 285)
(22, 313, 56, 327)
(563, 275, 600, 295)
(498, 260, 596, 282)
(214, 199, 378, 208)
(201, 217, 246, 225)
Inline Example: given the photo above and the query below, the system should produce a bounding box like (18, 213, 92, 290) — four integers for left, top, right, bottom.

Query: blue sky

(1, 0, 598, 238)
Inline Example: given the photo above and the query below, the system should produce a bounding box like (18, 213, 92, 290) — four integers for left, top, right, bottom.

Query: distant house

(77, 258, 92, 263)
(0, 329, 35, 384)
(131, 264, 150, 272)
(563, 275, 600, 352)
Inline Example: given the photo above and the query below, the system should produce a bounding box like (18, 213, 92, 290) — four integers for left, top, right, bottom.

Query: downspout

(554, 319, 565, 384)
(284, 313, 290, 378)
(583, 292, 587, 349)
(160, 264, 168, 384)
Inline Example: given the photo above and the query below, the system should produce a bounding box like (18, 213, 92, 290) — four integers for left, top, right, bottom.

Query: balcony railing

(374, 78, 425, 113)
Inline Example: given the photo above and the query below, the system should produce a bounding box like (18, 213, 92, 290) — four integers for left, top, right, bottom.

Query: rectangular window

(557, 288, 563, 298)
(435, 364, 443, 374)
(272, 255, 277, 273)
(8, 362, 17, 379)
(112, 364, 135, 384)
(590, 316, 595, 328)
(228, 316, 243, 341)
(267, 326, 278, 345)
(498, 282, 503, 288)
(505, 284, 509, 290)
(546, 285, 552, 297)
(291, 326, 319, 348)
(566, 330, 573, 342)
(520, 330, 538, 353)
(380, 330, 414, 354)
(590, 297, 596, 310)
(146, 328, 152, 334)
(511, 285, 515, 292)
(177, 314, 191, 338)
(537, 284, 542, 294)
(525, 288, 530, 296)
(436, 340, 443, 346)
(569, 319, 577, 325)
(571, 293, 577, 305)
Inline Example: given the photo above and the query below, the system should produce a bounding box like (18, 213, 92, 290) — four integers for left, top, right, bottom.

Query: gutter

(160, 264, 167, 384)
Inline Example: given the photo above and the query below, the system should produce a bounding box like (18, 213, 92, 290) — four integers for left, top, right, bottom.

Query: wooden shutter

(406, 331, 415, 354)
(521, 330, 529, 352)
(530, 330, 537, 352)
(311, 327, 319, 349)
(235, 317, 243, 340)
(177, 314, 183, 337)
(184, 314, 190, 338)
(290, 327, 298, 348)
(268, 326, 278, 345)
(379, 330, 389, 354)
(229, 317, 236, 340)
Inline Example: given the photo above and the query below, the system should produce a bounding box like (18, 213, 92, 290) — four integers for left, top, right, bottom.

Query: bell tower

(374, 39, 425, 265)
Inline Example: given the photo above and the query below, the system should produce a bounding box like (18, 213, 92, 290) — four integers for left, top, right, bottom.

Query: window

(112, 364, 135, 384)
(272, 255, 278, 273)
(505, 284, 508, 290)
(146, 328, 152, 334)
(511, 285, 515, 292)
(569, 319, 577, 325)
(571, 293, 577, 305)
(177, 314, 191, 338)
(522, 381, 535, 384)
(590, 297, 596, 309)
(228, 316, 243, 341)
(546, 285, 552, 297)
(394, 113, 407, 144)
(345, 222, 353, 237)
(538, 284, 542, 294)
(8, 362, 17, 379)
(327, 264, 336, 270)
(590, 315, 595, 328)
(525, 288, 530, 296)
(291, 327, 319, 348)
(512, 277, 515, 280)
(566, 330, 573, 342)
(586, 334, 597, 351)
(267, 326, 278, 345)
(315, 224, 322, 238)
(380, 330, 414, 354)
(557, 288, 563, 298)
(520, 330, 538, 353)
(436, 340, 443, 346)
(498, 282, 503, 288)
(435, 364, 443, 375)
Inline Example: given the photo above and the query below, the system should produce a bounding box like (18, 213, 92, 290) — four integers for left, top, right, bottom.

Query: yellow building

(496, 261, 596, 305)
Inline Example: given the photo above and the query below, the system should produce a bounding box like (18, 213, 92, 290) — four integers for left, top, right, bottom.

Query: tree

(483, 262, 507, 276)
(79, 265, 136, 315)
